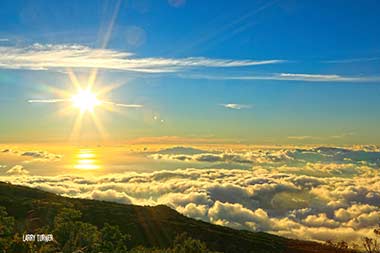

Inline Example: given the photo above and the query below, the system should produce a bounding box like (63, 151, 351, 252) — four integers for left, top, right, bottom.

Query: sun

(28, 69, 143, 142)
(71, 89, 101, 112)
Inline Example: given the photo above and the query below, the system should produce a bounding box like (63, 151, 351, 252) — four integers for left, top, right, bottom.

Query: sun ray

(69, 110, 85, 141)
(29, 59, 141, 143)
(87, 68, 98, 90)
(67, 69, 82, 90)
(29, 84, 143, 142)
(24, 0, 135, 144)
(89, 110, 108, 140)
(100, 0, 122, 49)
(95, 82, 123, 97)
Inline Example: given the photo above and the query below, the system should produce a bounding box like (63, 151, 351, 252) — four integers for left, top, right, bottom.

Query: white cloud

(302, 213, 340, 228)
(0, 43, 284, 73)
(176, 203, 208, 220)
(6, 165, 29, 175)
(28, 99, 68, 103)
(278, 73, 347, 81)
(150, 149, 295, 165)
(86, 189, 134, 204)
(287, 136, 317, 140)
(221, 104, 252, 110)
(208, 201, 270, 231)
(150, 145, 380, 170)
(323, 57, 380, 64)
(1, 165, 380, 243)
(288, 133, 355, 141)
(2, 145, 380, 243)
(181, 73, 380, 82)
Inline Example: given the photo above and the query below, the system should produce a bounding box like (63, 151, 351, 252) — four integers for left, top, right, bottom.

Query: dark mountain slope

(0, 182, 348, 253)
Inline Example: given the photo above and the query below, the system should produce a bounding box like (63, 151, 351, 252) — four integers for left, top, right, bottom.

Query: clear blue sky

(0, 0, 380, 144)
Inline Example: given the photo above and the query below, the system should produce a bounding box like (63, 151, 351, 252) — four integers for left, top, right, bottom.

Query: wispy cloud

(127, 135, 235, 145)
(276, 73, 380, 82)
(102, 101, 143, 108)
(221, 103, 252, 110)
(288, 133, 355, 141)
(27, 98, 143, 108)
(322, 57, 380, 64)
(181, 73, 380, 82)
(0, 38, 9, 42)
(28, 99, 68, 103)
(277, 73, 353, 81)
(0, 43, 284, 73)
(287, 136, 319, 141)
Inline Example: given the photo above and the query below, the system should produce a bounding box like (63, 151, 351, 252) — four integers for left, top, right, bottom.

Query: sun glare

(74, 149, 101, 170)
(28, 69, 142, 141)
(71, 89, 101, 112)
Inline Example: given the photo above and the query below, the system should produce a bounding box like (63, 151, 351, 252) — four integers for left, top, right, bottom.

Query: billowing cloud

(1, 168, 379, 243)
(208, 201, 270, 230)
(149, 146, 298, 165)
(149, 145, 380, 170)
(6, 165, 29, 175)
(85, 189, 133, 204)
(2, 145, 380, 243)
(20, 151, 62, 161)
(0, 43, 283, 73)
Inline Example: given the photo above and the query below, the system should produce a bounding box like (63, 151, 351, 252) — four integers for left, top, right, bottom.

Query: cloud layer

(1, 148, 62, 162)
(0, 43, 283, 73)
(2, 145, 380, 244)
(149, 145, 380, 171)
(2, 43, 378, 83)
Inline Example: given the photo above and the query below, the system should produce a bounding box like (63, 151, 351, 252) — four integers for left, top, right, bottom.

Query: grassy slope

(0, 182, 344, 253)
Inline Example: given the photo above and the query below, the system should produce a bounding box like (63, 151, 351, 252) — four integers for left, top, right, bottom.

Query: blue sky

(2, 1, 380, 243)
(0, 0, 380, 144)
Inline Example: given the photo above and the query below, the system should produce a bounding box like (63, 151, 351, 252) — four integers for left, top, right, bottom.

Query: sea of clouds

(1, 145, 380, 243)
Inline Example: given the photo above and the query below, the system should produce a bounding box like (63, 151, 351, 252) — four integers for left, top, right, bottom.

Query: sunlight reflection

(74, 149, 101, 170)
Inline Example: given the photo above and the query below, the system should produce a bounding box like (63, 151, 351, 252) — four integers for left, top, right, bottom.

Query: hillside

(0, 182, 349, 253)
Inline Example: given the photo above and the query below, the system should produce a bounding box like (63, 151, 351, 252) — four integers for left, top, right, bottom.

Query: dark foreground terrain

(0, 182, 351, 253)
